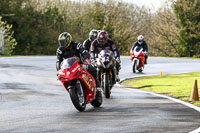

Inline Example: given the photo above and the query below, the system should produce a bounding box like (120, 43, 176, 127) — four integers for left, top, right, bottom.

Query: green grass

(121, 72, 200, 107)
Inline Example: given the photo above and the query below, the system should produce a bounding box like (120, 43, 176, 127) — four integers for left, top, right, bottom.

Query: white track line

(124, 87, 200, 112)
(119, 67, 200, 132)
(122, 86, 200, 133)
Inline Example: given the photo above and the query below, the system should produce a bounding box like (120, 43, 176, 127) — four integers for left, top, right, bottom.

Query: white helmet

(89, 29, 98, 41)
(137, 35, 144, 44)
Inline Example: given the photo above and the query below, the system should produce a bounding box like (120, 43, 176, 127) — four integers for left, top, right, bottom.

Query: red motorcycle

(130, 46, 145, 73)
(57, 57, 102, 111)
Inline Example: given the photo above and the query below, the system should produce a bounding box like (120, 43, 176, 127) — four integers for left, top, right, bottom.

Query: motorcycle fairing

(58, 58, 96, 104)
(130, 46, 145, 70)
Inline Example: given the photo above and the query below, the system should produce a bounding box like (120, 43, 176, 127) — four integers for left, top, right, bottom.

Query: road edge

(118, 77, 200, 133)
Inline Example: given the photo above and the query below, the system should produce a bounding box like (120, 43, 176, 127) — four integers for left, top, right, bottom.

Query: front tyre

(103, 73, 110, 98)
(69, 80, 86, 111)
(132, 60, 137, 73)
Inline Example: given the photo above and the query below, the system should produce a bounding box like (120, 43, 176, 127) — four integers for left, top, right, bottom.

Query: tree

(0, 0, 65, 55)
(174, 0, 200, 57)
(150, 2, 180, 57)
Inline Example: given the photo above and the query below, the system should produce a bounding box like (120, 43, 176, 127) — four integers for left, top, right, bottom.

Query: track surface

(0, 56, 200, 133)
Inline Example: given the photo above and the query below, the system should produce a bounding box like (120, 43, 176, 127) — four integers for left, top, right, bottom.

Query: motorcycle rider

(90, 30, 121, 82)
(56, 32, 101, 91)
(131, 35, 148, 64)
(83, 29, 98, 52)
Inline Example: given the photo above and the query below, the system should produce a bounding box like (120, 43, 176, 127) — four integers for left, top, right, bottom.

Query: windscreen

(99, 50, 113, 58)
(61, 57, 80, 69)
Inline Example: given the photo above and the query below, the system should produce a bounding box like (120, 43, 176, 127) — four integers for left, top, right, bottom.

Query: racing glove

(143, 51, 148, 56)
(82, 59, 90, 69)
(90, 59, 97, 64)
(115, 57, 121, 64)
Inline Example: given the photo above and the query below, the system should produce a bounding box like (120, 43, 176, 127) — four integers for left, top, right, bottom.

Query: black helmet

(58, 32, 72, 48)
(97, 30, 108, 45)
(89, 29, 98, 42)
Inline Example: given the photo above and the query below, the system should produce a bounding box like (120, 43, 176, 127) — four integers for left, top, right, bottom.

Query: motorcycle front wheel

(69, 80, 86, 111)
(103, 73, 111, 98)
(132, 60, 137, 73)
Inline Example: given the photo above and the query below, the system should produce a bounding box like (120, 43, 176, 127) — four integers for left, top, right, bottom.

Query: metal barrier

(0, 28, 6, 55)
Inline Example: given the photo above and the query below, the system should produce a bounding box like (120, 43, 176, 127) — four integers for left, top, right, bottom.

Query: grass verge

(121, 72, 200, 107)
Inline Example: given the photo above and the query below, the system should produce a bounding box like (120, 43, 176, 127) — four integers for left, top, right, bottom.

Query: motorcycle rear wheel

(90, 90, 102, 107)
(69, 80, 86, 111)
(138, 66, 144, 72)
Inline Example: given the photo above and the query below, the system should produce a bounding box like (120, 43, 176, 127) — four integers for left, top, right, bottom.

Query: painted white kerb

(124, 86, 200, 133)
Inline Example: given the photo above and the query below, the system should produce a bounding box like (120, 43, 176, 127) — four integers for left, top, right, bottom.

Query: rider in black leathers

(56, 32, 100, 88)
(130, 35, 148, 64)
(90, 30, 121, 82)
(83, 29, 98, 52)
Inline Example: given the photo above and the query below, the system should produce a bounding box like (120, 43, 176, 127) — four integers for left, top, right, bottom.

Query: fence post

(0, 29, 7, 55)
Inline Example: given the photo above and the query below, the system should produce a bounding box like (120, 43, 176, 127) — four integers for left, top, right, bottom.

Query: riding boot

(116, 73, 120, 82)
(145, 55, 148, 64)
(116, 66, 120, 82)
(96, 79, 101, 88)
(116, 75, 120, 82)
(95, 87, 102, 99)
(96, 68, 101, 87)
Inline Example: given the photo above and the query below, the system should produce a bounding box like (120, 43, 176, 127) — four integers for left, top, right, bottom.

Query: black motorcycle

(95, 50, 117, 98)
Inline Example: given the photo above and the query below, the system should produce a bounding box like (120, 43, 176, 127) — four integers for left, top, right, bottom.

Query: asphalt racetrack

(0, 56, 200, 133)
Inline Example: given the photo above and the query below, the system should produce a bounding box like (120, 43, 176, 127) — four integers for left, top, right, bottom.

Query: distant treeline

(0, 0, 199, 57)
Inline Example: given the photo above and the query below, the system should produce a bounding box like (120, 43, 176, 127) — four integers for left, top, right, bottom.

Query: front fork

(68, 80, 85, 105)
(97, 68, 117, 85)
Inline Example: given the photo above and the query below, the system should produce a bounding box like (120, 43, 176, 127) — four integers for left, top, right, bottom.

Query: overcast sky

(73, 0, 168, 11)
(123, 0, 167, 11)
